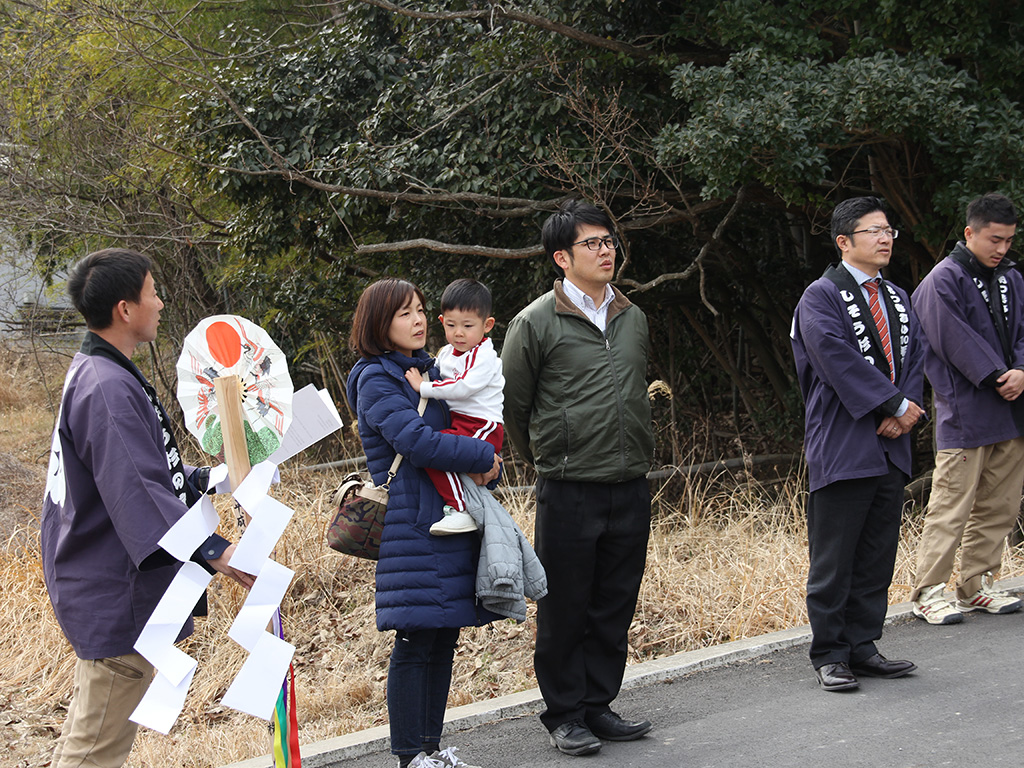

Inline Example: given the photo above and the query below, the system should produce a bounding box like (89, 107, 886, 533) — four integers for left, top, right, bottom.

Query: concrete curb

(222, 574, 1024, 768)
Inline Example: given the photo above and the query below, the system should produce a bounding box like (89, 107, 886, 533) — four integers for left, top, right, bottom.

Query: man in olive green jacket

(502, 199, 655, 757)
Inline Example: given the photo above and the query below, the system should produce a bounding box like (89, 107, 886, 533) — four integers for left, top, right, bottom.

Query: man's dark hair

(67, 248, 152, 330)
(349, 277, 426, 358)
(966, 193, 1017, 231)
(831, 196, 888, 255)
(541, 199, 615, 275)
(440, 278, 492, 318)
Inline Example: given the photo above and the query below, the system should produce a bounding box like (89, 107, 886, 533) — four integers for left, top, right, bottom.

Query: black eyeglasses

(848, 227, 899, 240)
(571, 236, 619, 251)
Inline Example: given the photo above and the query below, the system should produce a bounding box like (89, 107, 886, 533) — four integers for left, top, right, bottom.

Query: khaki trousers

(51, 652, 154, 768)
(911, 438, 1024, 601)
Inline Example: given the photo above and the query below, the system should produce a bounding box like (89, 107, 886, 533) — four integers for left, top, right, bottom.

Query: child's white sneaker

(429, 505, 478, 536)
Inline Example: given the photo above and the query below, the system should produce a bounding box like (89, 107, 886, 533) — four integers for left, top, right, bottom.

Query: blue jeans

(388, 627, 460, 757)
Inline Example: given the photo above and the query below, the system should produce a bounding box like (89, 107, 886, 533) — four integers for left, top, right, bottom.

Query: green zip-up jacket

(501, 280, 655, 483)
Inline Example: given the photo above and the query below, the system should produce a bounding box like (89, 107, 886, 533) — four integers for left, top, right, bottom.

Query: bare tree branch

(353, 0, 657, 60)
(354, 238, 540, 259)
(619, 188, 748, 306)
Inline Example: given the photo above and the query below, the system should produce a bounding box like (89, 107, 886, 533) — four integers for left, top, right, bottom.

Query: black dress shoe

(586, 711, 653, 741)
(549, 720, 602, 756)
(850, 653, 916, 679)
(815, 662, 859, 691)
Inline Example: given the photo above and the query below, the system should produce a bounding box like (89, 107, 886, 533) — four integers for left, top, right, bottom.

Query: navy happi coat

(347, 350, 499, 631)
(791, 264, 925, 492)
(42, 335, 206, 658)
(913, 244, 1024, 449)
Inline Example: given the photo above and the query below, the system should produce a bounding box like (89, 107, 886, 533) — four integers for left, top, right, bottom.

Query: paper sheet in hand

(129, 665, 197, 734)
(133, 562, 212, 685)
(158, 495, 221, 563)
(227, 496, 295, 575)
(221, 632, 295, 720)
(228, 559, 294, 652)
(268, 384, 343, 465)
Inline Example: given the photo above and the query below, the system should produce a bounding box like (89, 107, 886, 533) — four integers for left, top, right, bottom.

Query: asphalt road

(317, 608, 1024, 768)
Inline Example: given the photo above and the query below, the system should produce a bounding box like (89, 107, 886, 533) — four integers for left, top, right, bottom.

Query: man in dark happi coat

(909, 193, 1024, 624)
(41, 249, 253, 768)
(791, 196, 926, 691)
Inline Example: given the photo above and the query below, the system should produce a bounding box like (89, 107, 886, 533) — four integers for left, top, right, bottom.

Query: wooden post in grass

(214, 374, 299, 763)
(214, 374, 252, 525)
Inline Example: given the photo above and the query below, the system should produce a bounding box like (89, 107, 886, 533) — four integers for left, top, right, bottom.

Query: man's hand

(895, 401, 926, 433)
(878, 401, 925, 438)
(468, 453, 502, 486)
(404, 367, 425, 391)
(996, 368, 1024, 401)
(877, 416, 902, 439)
(206, 544, 255, 589)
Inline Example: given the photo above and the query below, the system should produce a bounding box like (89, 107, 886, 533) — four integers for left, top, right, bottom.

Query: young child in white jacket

(405, 278, 505, 535)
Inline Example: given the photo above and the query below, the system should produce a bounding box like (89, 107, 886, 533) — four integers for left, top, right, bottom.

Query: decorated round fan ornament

(176, 315, 293, 465)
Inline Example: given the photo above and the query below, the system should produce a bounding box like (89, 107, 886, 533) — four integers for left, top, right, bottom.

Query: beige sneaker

(956, 572, 1023, 614)
(912, 584, 964, 625)
(429, 505, 478, 536)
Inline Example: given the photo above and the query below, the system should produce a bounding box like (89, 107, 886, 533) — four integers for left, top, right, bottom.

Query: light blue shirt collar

(841, 260, 881, 287)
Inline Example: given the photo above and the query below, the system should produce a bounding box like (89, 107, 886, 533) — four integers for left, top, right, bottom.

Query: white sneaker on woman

(408, 752, 445, 768)
(431, 746, 482, 768)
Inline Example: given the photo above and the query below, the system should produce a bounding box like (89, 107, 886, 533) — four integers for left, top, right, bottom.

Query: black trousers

(533, 475, 651, 731)
(806, 463, 905, 668)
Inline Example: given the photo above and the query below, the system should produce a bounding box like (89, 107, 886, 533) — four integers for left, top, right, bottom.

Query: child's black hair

(440, 278, 492, 318)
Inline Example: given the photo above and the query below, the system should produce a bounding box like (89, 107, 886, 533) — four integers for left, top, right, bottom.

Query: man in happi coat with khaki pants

(910, 193, 1024, 625)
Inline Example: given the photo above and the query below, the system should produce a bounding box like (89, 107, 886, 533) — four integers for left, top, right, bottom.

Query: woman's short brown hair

(349, 278, 426, 358)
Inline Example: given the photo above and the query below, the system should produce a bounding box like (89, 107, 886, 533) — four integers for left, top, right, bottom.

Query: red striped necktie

(864, 278, 894, 382)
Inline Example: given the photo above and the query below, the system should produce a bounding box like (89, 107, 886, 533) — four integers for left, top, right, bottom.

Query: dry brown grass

(4, 345, 1024, 767)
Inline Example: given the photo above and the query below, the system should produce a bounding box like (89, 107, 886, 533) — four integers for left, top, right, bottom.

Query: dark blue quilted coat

(347, 350, 500, 631)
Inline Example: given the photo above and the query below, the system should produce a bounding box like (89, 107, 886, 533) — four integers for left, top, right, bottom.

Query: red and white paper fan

(176, 315, 293, 464)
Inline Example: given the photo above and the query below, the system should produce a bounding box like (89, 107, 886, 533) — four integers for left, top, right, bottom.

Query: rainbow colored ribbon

(271, 610, 301, 768)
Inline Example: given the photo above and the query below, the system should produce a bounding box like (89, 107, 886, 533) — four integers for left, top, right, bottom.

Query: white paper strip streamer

(228, 560, 295, 652)
(130, 665, 197, 734)
(221, 632, 295, 720)
(228, 496, 295, 575)
(232, 460, 279, 513)
(158, 495, 221, 563)
(134, 562, 212, 686)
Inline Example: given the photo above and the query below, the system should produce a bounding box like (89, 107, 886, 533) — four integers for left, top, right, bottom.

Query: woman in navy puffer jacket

(346, 278, 501, 768)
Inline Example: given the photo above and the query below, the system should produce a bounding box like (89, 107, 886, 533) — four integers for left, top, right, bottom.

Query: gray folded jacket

(460, 475, 548, 623)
